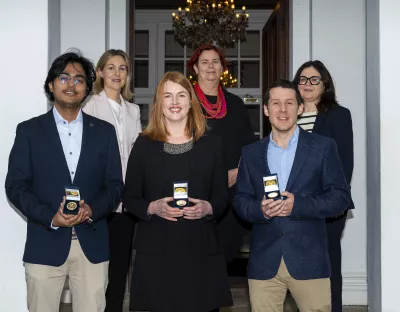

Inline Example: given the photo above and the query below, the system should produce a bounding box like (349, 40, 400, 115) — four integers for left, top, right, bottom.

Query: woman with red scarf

(187, 45, 256, 264)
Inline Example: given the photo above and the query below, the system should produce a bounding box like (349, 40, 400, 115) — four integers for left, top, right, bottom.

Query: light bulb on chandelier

(172, 0, 249, 48)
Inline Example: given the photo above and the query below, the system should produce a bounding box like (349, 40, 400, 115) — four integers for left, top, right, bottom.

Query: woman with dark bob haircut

(44, 49, 96, 101)
(292, 60, 354, 312)
(187, 44, 256, 266)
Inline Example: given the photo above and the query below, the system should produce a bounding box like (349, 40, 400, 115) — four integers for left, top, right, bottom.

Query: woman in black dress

(123, 71, 232, 312)
(187, 45, 256, 263)
(293, 60, 354, 312)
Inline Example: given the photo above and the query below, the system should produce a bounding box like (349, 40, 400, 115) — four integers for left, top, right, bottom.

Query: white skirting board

(61, 272, 368, 305)
(342, 272, 368, 305)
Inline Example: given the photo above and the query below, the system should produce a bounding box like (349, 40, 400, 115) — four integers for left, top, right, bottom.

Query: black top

(204, 89, 256, 171)
(202, 88, 256, 262)
(313, 105, 354, 185)
(123, 134, 229, 254)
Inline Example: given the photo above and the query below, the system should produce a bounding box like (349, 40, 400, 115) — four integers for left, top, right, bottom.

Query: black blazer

(123, 134, 228, 255)
(5, 109, 123, 266)
(313, 105, 354, 185)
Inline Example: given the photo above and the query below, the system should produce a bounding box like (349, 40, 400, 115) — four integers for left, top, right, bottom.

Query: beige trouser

(248, 258, 331, 312)
(25, 240, 109, 312)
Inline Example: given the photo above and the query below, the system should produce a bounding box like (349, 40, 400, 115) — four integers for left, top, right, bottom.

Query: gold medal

(265, 180, 277, 186)
(66, 202, 77, 210)
(268, 192, 278, 198)
(176, 200, 187, 206)
(175, 187, 186, 193)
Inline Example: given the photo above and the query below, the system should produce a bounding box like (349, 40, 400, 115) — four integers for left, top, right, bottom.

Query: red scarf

(194, 83, 227, 119)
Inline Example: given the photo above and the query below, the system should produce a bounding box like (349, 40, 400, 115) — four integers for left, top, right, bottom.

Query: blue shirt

(266, 126, 300, 192)
(53, 107, 83, 182)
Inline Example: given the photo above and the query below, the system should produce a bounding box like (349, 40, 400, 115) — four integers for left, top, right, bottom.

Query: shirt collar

(53, 106, 83, 125)
(107, 95, 124, 107)
(269, 126, 300, 149)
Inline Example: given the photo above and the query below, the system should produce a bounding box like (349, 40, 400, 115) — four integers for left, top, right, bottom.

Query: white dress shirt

(51, 107, 83, 231)
(53, 107, 83, 182)
(107, 97, 124, 150)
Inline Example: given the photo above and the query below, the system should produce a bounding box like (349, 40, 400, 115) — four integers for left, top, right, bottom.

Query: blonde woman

(83, 49, 141, 312)
(123, 72, 232, 312)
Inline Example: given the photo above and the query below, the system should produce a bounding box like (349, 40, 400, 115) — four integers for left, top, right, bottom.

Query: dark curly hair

(44, 49, 96, 102)
(293, 60, 339, 113)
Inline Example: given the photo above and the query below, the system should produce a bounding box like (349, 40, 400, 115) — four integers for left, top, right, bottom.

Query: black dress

(124, 136, 233, 312)
(204, 89, 256, 262)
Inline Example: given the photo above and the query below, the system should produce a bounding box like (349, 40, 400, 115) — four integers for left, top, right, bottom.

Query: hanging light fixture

(172, 0, 249, 48)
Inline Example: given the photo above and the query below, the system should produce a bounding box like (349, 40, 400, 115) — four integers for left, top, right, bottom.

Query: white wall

(108, 0, 128, 51)
(379, 1, 400, 310)
(291, 0, 367, 305)
(60, 0, 127, 65)
(0, 1, 49, 311)
(60, 0, 107, 63)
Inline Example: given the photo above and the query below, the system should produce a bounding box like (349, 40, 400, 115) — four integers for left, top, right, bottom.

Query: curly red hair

(186, 44, 228, 74)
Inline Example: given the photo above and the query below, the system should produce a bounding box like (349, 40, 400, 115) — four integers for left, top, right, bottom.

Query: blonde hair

(142, 72, 207, 142)
(93, 49, 133, 100)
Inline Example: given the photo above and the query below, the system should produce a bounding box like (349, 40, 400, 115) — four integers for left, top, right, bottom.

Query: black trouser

(105, 212, 136, 312)
(326, 211, 348, 312)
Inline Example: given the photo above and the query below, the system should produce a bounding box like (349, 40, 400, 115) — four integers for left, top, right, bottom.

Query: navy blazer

(313, 105, 354, 185)
(234, 129, 352, 280)
(5, 109, 123, 266)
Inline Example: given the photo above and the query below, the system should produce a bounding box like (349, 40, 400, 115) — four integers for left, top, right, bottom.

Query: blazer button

(281, 232, 285, 236)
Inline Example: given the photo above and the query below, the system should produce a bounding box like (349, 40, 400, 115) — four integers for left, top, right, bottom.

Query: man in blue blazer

(5, 51, 123, 312)
(234, 79, 352, 312)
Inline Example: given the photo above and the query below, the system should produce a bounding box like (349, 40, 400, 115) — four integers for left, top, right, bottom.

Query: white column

(379, 0, 400, 310)
(290, 0, 311, 78)
(0, 1, 50, 311)
(60, 0, 107, 63)
(311, 1, 367, 304)
(365, 0, 380, 310)
(107, 0, 128, 51)
(60, 0, 129, 64)
(290, 0, 367, 305)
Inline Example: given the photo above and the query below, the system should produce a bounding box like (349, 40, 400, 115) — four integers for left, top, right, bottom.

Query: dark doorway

(262, 0, 290, 137)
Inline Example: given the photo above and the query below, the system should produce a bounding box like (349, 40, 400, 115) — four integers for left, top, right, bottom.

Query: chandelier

(172, 0, 249, 48)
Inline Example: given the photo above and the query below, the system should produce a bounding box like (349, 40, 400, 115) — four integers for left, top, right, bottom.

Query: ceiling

(135, 0, 279, 10)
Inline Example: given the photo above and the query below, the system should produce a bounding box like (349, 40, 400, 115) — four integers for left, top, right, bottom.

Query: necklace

(164, 139, 194, 154)
(194, 83, 227, 119)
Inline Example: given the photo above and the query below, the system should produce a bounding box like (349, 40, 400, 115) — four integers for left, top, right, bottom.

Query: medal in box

(173, 182, 188, 208)
(64, 187, 80, 215)
(263, 174, 281, 200)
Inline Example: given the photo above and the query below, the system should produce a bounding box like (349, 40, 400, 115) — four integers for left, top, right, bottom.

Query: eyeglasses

(58, 73, 86, 86)
(298, 76, 322, 85)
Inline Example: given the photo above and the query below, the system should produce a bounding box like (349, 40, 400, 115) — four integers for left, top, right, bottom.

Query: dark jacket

(313, 105, 354, 185)
(234, 129, 353, 280)
(5, 109, 123, 266)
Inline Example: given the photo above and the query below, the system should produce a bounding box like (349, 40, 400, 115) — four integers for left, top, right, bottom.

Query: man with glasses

(5, 50, 123, 312)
